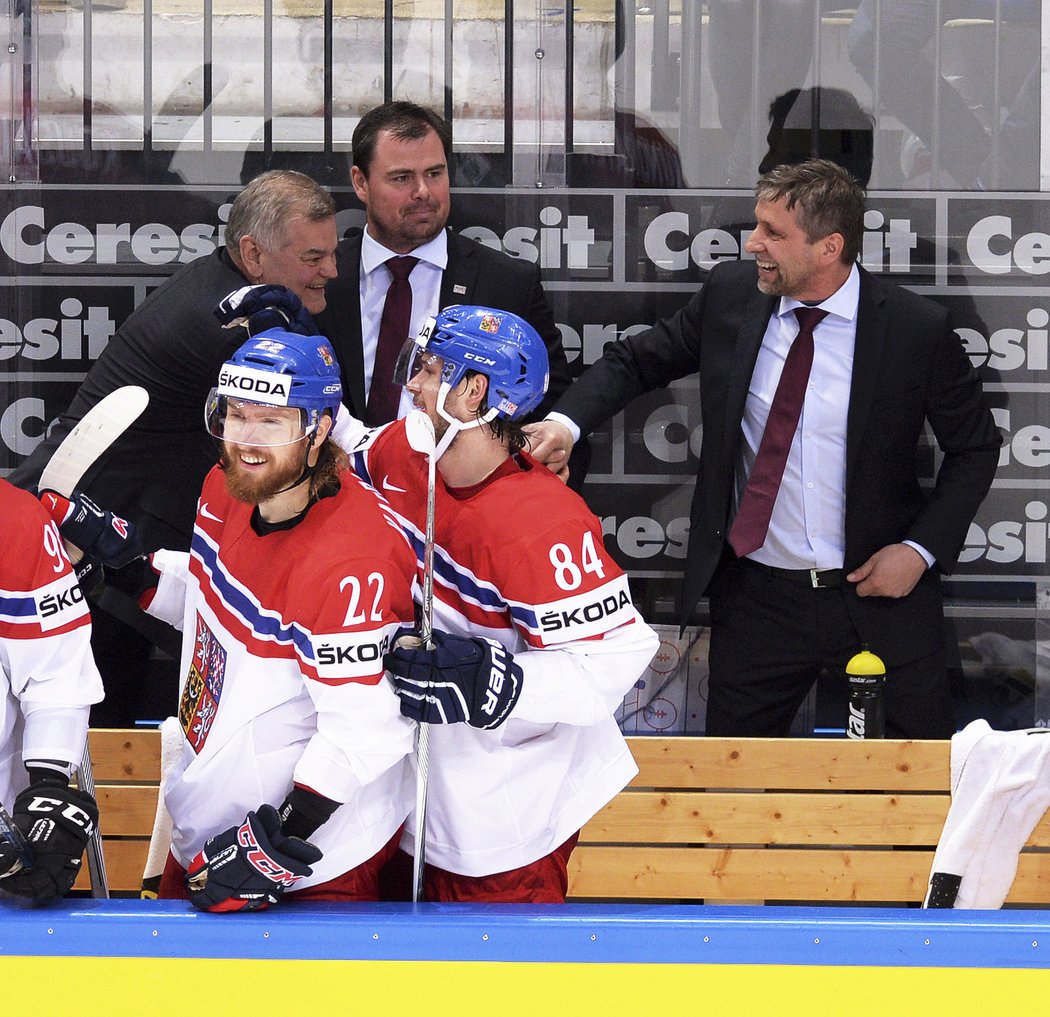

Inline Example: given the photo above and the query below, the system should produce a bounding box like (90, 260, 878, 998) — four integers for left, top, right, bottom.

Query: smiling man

(336, 305, 658, 902)
(84, 329, 419, 911)
(10, 170, 340, 725)
(315, 101, 572, 432)
(526, 159, 1002, 739)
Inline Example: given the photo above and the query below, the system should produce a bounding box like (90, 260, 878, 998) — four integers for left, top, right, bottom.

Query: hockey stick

(405, 411, 437, 903)
(0, 801, 32, 877)
(39, 385, 150, 566)
(39, 386, 150, 500)
(38, 386, 148, 899)
(76, 743, 109, 899)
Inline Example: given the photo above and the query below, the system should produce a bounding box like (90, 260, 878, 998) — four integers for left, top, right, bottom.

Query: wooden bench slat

(568, 846, 1050, 903)
(581, 792, 953, 845)
(582, 791, 1050, 847)
(87, 729, 162, 783)
(627, 737, 950, 791)
(568, 845, 934, 901)
(72, 840, 149, 894)
(94, 786, 161, 838)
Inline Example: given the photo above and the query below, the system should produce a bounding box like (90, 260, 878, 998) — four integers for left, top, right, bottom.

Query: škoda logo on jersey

(32, 573, 89, 632)
(217, 365, 291, 404)
(309, 628, 395, 684)
(532, 574, 633, 645)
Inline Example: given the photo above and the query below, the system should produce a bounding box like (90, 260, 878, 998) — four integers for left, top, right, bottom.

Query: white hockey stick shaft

(77, 743, 109, 899)
(411, 446, 437, 903)
(38, 385, 149, 560)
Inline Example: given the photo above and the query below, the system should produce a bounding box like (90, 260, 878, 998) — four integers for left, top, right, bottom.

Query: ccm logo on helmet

(463, 352, 497, 366)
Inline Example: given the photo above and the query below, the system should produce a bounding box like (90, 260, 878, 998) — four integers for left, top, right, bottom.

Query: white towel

(140, 716, 182, 897)
(923, 718, 1050, 909)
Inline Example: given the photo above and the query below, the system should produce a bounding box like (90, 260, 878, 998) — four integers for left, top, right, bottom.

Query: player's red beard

(220, 444, 307, 505)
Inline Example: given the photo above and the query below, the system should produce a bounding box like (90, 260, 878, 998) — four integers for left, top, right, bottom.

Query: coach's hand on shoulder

(39, 489, 143, 569)
(0, 781, 98, 899)
(185, 805, 322, 913)
(523, 419, 574, 484)
(385, 629, 523, 730)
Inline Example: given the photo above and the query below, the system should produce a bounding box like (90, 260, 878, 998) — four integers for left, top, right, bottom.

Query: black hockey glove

(39, 490, 143, 569)
(185, 805, 322, 913)
(0, 781, 98, 899)
(214, 284, 316, 337)
(385, 629, 524, 730)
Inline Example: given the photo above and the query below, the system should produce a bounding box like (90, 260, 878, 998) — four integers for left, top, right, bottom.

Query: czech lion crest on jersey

(179, 612, 227, 752)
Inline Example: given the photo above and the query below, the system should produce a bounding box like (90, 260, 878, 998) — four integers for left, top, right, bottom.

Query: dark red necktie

(366, 255, 419, 424)
(728, 305, 828, 557)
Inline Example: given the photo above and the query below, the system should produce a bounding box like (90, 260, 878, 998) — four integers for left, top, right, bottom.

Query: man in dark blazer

(527, 159, 1001, 739)
(12, 169, 339, 555)
(10, 170, 339, 724)
(315, 101, 571, 427)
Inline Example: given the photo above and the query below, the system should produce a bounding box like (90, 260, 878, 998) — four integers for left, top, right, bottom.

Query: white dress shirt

(360, 228, 448, 419)
(739, 264, 932, 570)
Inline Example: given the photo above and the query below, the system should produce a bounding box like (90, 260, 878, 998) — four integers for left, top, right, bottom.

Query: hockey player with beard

(0, 479, 103, 900)
(339, 306, 660, 902)
(74, 330, 419, 911)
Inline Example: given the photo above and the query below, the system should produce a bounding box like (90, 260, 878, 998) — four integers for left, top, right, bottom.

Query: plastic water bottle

(846, 647, 886, 739)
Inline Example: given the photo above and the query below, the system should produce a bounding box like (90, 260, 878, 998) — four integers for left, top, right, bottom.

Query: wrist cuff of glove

(104, 554, 159, 602)
(25, 761, 73, 787)
(278, 785, 339, 840)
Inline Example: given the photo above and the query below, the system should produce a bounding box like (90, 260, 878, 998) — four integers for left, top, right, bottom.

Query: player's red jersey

(347, 419, 659, 876)
(147, 466, 418, 888)
(0, 480, 103, 808)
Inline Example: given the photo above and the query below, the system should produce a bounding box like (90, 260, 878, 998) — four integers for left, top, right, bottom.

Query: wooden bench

(569, 737, 1050, 905)
(76, 730, 1050, 905)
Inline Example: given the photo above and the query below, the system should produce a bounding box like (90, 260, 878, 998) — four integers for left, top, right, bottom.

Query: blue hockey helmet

(206, 327, 343, 444)
(394, 305, 549, 423)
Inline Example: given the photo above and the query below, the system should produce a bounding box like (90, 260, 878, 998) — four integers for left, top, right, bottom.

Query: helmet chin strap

(433, 381, 499, 460)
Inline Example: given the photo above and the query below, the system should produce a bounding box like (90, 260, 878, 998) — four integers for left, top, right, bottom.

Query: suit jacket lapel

(845, 267, 887, 490)
(329, 231, 367, 418)
(440, 230, 480, 308)
(724, 286, 777, 487)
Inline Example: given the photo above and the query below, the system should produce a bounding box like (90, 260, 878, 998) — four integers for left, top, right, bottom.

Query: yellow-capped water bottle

(846, 647, 886, 739)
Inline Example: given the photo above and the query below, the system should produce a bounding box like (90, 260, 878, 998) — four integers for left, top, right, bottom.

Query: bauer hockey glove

(385, 629, 524, 730)
(214, 284, 316, 337)
(0, 780, 98, 899)
(185, 805, 322, 913)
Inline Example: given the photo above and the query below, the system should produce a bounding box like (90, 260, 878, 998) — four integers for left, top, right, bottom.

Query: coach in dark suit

(527, 160, 1001, 738)
(315, 101, 571, 426)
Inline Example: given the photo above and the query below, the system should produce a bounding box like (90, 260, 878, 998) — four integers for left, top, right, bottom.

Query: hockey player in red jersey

(0, 479, 104, 899)
(340, 305, 660, 902)
(70, 330, 419, 911)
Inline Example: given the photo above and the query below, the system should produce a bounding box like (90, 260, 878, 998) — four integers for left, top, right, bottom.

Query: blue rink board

(1, 899, 1049, 969)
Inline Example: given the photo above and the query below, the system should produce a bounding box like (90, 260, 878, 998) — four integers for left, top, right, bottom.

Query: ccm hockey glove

(0, 780, 98, 899)
(385, 629, 524, 730)
(185, 805, 322, 913)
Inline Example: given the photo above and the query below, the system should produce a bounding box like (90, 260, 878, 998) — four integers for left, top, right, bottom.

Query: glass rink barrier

(1, 899, 1050, 1015)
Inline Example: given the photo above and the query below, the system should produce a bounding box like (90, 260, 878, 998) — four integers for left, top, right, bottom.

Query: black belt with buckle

(741, 559, 844, 589)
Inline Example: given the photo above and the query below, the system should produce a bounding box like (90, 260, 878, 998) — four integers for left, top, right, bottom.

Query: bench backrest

(569, 737, 1050, 904)
(75, 731, 1050, 905)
